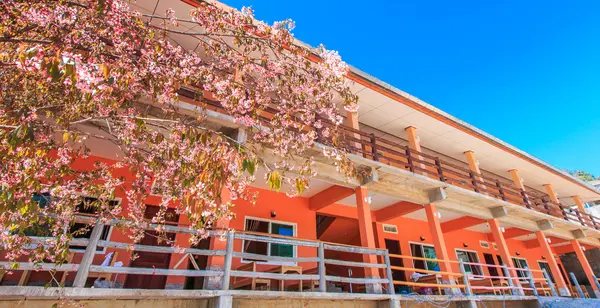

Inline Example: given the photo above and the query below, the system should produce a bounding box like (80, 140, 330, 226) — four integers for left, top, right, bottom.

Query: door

(483, 253, 500, 279)
(184, 238, 210, 289)
(124, 205, 179, 289)
(385, 239, 406, 283)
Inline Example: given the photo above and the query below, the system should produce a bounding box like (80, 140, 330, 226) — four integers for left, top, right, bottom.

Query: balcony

(190, 92, 600, 233)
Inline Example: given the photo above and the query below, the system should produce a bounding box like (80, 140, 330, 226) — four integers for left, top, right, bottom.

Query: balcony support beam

(309, 185, 355, 211)
(374, 201, 423, 222)
(536, 219, 554, 231)
(205, 188, 232, 290)
(535, 231, 570, 296)
(441, 216, 486, 233)
(355, 187, 383, 294)
(425, 203, 456, 293)
(488, 219, 520, 289)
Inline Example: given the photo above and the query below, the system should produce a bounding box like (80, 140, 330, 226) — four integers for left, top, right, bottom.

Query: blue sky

(224, 0, 600, 176)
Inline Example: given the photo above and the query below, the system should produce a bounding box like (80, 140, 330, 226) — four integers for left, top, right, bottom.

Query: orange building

(3, 0, 600, 305)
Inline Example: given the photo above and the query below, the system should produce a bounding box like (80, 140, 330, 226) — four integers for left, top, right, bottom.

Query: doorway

(385, 239, 405, 292)
(123, 205, 179, 289)
(483, 253, 500, 278)
(184, 238, 211, 289)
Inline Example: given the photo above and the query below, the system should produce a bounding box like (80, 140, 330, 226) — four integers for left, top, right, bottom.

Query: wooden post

(543, 268, 558, 297)
(384, 251, 395, 295)
(496, 180, 507, 201)
(221, 231, 234, 290)
(318, 242, 326, 292)
(459, 260, 472, 296)
(405, 146, 414, 173)
(73, 221, 105, 288)
(370, 133, 379, 161)
(469, 171, 480, 193)
(435, 157, 445, 181)
(542, 196, 551, 215)
(522, 189, 532, 209)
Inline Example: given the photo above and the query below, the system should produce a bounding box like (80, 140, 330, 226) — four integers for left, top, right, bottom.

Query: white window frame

(511, 256, 530, 280)
(242, 216, 298, 265)
(409, 241, 438, 271)
(455, 248, 483, 277)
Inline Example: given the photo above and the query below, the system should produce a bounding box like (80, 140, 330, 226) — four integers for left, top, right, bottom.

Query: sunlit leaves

(0, 0, 357, 265)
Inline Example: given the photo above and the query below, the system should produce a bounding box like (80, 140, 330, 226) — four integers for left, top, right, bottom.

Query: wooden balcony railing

(182, 90, 600, 231)
(322, 120, 600, 231)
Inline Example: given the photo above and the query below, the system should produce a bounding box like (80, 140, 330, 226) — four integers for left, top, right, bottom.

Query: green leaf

(97, 0, 106, 15)
(267, 171, 282, 192)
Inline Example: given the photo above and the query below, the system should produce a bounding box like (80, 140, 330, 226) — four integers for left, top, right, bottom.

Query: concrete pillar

(165, 215, 192, 289)
(570, 239, 600, 297)
(204, 189, 232, 290)
(535, 231, 570, 296)
(424, 203, 456, 293)
(487, 219, 520, 281)
(543, 184, 560, 204)
(572, 196, 587, 213)
(355, 187, 382, 294)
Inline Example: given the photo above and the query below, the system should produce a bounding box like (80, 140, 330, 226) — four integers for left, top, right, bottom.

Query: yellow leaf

(62, 132, 70, 143)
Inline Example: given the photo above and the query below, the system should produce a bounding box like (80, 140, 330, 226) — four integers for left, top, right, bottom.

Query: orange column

(464, 150, 486, 191)
(543, 184, 560, 204)
(570, 240, 600, 296)
(508, 169, 525, 190)
(488, 219, 519, 282)
(165, 215, 192, 289)
(355, 187, 382, 293)
(405, 126, 426, 172)
(345, 110, 363, 155)
(535, 231, 570, 296)
(424, 204, 453, 283)
(572, 195, 587, 213)
(205, 188, 232, 290)
(508, 169, 530, 207)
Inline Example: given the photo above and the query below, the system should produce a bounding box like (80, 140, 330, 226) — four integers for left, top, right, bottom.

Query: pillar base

(441, 280, 460, 295)
(165, 283, 184, 290)
(364, 278, 383, 294)
(456, 300, 477, 308)
(204, 265, 224, 290)
(378, 298, 400, 308)
(208, 295, 232, 308)
(558, 287, 571, 297)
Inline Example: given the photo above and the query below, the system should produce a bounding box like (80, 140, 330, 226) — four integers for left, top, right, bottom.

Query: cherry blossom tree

(0, 0, 358, 264)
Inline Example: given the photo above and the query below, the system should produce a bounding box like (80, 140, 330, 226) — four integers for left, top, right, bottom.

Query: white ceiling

(127, 1, 600, 207)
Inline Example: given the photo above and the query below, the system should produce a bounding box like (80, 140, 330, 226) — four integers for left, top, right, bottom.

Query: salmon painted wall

(0, 152, 573, 287)
(227, 186, 318, 272)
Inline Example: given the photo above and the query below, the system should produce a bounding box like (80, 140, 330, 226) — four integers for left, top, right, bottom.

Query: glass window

(511, 257, 529, 280)
(456, 250, 483, 276)
(270, 223, 294, 257)
(243, 218, 296, 260)
(410, 243, 439, 271)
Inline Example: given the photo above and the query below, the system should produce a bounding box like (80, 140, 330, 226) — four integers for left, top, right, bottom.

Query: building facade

(2, 0, 600, 304)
